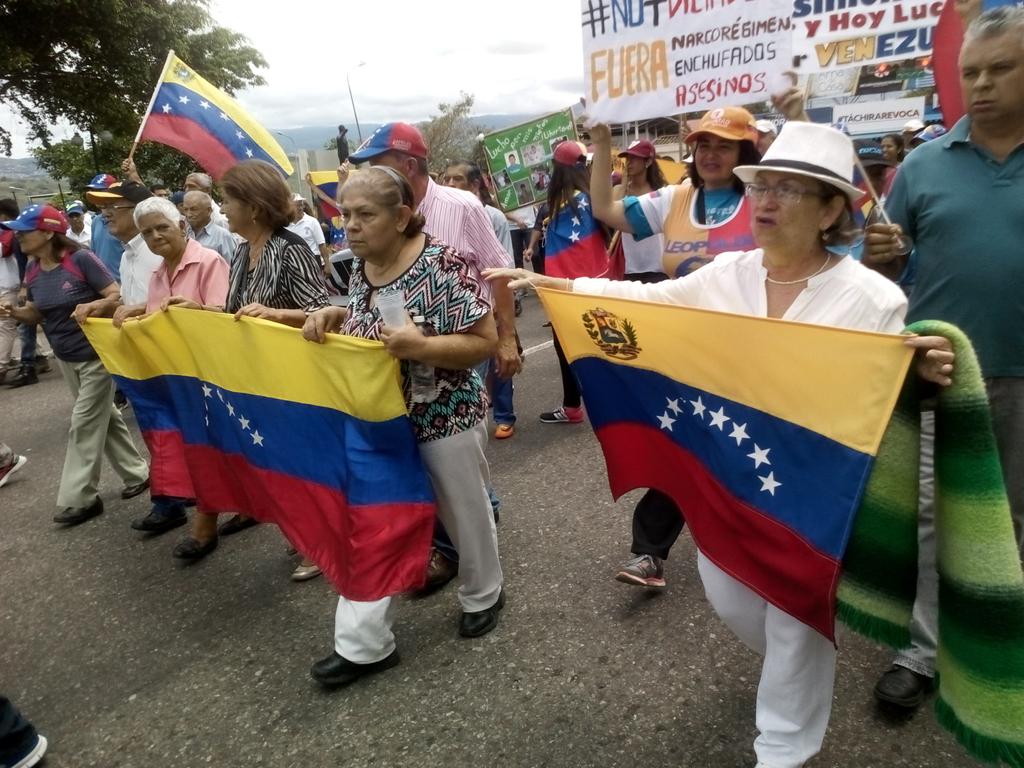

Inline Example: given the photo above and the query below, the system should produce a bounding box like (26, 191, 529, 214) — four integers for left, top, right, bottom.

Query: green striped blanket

(839, 320, 1024, 767)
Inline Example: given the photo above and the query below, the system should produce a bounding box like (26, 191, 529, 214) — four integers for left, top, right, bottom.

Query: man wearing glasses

(85, 182, 162, 309)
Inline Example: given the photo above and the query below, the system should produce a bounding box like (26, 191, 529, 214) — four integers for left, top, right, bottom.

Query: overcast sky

(4, 0, 585, 157)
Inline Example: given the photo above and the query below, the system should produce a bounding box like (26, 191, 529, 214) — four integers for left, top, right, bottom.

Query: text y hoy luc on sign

(582, 0, 793, 122)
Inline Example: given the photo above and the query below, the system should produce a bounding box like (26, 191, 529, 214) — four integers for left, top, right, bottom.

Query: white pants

(698, 553, 836, 768)
(0, 288, 17, 364)
(334, 420, 503, 663)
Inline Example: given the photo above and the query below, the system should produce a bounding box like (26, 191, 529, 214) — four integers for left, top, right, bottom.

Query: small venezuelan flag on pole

(132, 50, 293, 179)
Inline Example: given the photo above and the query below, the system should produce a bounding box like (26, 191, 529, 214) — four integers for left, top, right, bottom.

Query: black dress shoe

(121, 478, 150, 499)
(217, 514, 260, 536)
(459, 589, 505, 638)
(874, 665, 933, 708)
(172, 536, 218, 561)
(54, 497, 104, 526)
(310, 650, 400, 687)
(131, 509, 188, 534)
(6, 366, 39, 388)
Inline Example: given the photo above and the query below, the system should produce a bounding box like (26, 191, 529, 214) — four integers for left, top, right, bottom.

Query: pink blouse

(145, 238, 230, 312)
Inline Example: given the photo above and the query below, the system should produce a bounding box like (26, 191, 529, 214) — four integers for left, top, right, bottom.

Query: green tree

(418, 92, 483, 174)
(33, 136, 201, 199)
(0, 0, 266, 156)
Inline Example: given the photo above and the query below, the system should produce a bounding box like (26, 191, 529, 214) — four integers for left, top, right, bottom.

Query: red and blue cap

(350, 122, 428, 162)
(913, 124, 947, 144)
(0, 203, 69, 233)
(86, 173, 118, 190)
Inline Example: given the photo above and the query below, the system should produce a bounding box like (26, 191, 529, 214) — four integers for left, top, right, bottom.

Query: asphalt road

(1, 294, 979, 768)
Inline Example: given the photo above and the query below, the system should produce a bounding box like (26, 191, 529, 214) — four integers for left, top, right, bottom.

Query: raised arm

(588, 123, 633, 233)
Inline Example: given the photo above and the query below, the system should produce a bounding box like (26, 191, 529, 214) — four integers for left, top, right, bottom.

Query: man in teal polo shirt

(864, 5, 1024, 712)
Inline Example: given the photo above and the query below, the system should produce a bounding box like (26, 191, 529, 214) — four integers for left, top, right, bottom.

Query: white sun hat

(733, 121, 862, 203)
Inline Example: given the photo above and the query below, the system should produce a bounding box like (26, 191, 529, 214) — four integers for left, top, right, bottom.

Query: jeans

(492, 375, 515, 425)
(0, 696, 37, 762)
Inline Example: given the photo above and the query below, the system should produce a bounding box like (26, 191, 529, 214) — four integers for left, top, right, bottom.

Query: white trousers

(334, 420, 503, 663)
(697, 553, 836, 768)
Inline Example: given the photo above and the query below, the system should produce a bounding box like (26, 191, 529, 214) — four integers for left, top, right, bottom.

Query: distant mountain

(0, 156, 44, 179)
(272, 113, 543, 152)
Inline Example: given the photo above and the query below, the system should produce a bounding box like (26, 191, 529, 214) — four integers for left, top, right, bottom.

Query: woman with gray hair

(79, 195, 230, 534)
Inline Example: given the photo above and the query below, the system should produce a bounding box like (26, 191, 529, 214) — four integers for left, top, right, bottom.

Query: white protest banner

(791, 0, 944, 74)
(832, 96, 925, 135)
(581, 0, 793, 122)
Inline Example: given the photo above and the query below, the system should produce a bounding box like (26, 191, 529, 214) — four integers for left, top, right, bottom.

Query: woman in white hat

(485, 121, 955, 768)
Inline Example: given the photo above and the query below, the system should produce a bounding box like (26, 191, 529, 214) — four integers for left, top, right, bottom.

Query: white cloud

(4, 0, 585, 158)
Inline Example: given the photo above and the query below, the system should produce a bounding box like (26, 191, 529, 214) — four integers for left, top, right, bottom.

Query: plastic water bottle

(409, 315, 437, 404)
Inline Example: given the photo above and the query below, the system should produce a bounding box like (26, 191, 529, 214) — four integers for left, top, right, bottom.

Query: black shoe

(172, 536, 218, 561)
(459, 589, 505, 638)
(310, 650, 400, 687)
(6, 366, 39, 388)
(131, 508, 188, 534)
(121, 478, 150, 499)
(874, 665, 933, 709)
(54, 497, 104, 526)
(217, 513, 260, 536)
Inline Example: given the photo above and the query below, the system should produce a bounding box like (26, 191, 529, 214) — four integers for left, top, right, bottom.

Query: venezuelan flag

(308, 170, 342, 220)
(82, 308, 435, 600)
(544, 192, 610, 279)
(138, 52, 293, 179)
(539, 288, 913, 639)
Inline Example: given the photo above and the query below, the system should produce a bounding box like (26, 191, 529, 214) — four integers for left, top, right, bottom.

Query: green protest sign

(481, 109, 577, 212)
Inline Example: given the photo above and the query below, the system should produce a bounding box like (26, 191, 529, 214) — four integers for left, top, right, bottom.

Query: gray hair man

(182, 191, 236, 262)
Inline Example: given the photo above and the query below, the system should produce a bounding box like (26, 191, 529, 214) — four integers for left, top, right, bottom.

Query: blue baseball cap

(0, 203, 69, 232)
(66, 201, 86, 215)
(86, 173, 119, 190)
(854, 140, 895, 168)
(350, 122, 428, 163)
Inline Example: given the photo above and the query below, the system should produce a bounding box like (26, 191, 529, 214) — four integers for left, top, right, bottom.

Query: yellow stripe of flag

(82, 308, 406, 423)
(538, 288, 913, 456)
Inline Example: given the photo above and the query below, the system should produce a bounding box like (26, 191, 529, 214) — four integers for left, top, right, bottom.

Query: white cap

(902, 119, 925, 133)
(754, 119, 778, 135)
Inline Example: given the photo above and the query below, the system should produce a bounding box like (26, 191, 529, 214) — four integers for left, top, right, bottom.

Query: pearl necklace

(764, 254, 832, 286)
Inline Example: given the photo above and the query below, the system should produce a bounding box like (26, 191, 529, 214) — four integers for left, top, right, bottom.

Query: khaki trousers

(56, 357, 149, 508)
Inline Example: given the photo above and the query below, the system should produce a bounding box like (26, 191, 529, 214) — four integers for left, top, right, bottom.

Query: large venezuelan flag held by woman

(137, 51, 293, 179)
(539, 288, 913, 641)
(82, 309, 435, 600)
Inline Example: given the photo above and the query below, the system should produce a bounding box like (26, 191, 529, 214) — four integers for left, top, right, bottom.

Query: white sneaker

(0, 454, 27, 488)
(8, 734, 47, 768)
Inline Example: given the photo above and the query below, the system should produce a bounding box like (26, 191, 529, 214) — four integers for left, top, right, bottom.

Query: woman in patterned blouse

(164, 160, 330, 567)
(302, 166, 504, 687)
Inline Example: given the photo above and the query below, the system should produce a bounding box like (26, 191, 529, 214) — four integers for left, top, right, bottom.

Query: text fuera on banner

(581, 0, 793, 122)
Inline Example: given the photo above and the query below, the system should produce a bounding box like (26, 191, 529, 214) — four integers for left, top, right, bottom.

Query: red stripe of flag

(597, 422, 841, 640)
(184, 444, 434, 600)
(141, 114, 239, 180)
(141, 429, 195, 499)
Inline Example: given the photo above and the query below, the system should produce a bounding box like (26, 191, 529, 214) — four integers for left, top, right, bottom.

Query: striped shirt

(418, 179, 514, 305)
(226, 228, 330, 314)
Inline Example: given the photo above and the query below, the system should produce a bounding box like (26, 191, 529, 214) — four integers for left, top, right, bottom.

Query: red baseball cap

(350, 122, 429, 162)
(618, 140, 656, 160)
(553, 140, 587, 167)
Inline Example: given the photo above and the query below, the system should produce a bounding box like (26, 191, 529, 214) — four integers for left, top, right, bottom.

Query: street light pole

(346, 62, 366, 144)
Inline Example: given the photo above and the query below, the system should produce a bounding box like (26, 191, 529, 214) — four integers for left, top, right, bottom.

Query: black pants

(0, 696, 37, 761)
(552, 332, 581, 409)
(631, 489, 687, 560)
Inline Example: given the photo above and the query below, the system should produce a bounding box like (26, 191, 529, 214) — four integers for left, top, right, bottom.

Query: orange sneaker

(494, 423, 515, 439)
